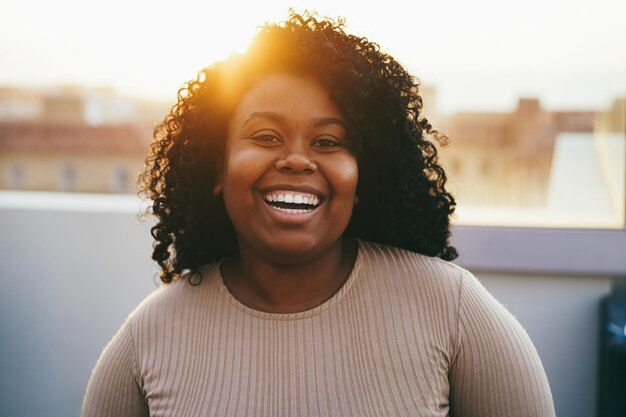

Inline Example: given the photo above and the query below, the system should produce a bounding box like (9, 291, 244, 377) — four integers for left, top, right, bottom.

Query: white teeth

(264, 191, 321, 208)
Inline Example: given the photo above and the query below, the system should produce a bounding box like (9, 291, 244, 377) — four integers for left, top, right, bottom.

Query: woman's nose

(275, 150, 317, 173)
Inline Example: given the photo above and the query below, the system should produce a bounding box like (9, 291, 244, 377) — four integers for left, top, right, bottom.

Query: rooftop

(0, 121, 152, 154)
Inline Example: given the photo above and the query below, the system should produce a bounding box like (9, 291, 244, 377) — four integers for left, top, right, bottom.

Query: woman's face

(215, 73, 358, 263)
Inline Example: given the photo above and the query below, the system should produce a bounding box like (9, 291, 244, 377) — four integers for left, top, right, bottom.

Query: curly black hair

(140, 11, 457, 284)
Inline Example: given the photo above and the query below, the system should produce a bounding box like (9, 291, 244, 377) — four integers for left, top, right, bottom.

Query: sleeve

(449, 271, 556, 417)
(81, 321, 149, 417)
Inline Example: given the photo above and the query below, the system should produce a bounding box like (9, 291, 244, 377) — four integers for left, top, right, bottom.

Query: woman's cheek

(331, 156, 359, 194)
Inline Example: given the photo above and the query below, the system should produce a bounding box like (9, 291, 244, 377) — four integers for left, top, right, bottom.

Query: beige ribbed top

(82, 240, 555, 417)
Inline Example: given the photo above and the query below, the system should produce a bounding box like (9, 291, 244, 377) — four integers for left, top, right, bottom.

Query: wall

(478, 271, 612, 417)
(0, 198, 155, 417)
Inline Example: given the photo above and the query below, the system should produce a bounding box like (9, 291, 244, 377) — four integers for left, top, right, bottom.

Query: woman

(82, 12, 555, 417)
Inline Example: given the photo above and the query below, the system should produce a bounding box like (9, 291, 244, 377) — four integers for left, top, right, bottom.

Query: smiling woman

(82, 11, 555, 417)
(216, 74, 359, 312)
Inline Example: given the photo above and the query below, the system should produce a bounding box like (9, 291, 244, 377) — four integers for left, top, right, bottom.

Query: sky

(1, 0, 625, 114)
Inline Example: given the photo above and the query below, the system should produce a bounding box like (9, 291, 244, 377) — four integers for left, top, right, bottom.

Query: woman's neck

(220, 238, 358, 314)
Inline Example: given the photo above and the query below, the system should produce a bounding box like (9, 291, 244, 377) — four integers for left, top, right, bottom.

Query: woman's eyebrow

(240, 112, 346, 130)
(241, 112, 286, 129)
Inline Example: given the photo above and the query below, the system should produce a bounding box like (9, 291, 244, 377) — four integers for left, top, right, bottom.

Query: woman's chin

(246, 234, 344, 266)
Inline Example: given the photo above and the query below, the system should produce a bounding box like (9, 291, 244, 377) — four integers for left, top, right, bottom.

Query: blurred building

(0, 86, 168, 194)
(430, 93, 624, 208)
(596, 97, 626, 134)
(1, 84, 623, 201)
(0, 85, 168, 125)
(0, 122, 152, 193)
(0, 87, 42, 121)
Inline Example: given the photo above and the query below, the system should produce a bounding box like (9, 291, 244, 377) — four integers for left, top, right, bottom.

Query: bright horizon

(2, 0, 625, 114)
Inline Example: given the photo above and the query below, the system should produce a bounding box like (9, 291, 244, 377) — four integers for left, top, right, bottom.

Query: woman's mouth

(263, 191, 321, 213)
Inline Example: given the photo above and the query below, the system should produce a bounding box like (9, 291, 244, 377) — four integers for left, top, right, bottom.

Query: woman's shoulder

(125, 262, 221, 326)
(356, 239, 468, 285)
(355, 241, 525, 337)
(353, 239, 473, 312)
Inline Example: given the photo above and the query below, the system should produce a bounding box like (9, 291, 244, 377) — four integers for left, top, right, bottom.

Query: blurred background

(1, 0, 624, 416)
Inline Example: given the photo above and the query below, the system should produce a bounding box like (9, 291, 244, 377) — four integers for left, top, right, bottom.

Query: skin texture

(216, 74, 358, 313)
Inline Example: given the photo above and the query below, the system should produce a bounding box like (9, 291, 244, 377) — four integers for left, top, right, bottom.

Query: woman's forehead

(229, 74, 344, 127)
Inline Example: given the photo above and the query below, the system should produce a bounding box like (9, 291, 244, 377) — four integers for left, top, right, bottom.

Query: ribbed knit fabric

(82, 240, 555, 417)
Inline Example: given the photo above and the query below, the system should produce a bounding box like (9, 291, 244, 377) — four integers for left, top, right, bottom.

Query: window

(9, 164, 25, 188)
(60, 163, 77, 191)
(112, 166, 129, 193)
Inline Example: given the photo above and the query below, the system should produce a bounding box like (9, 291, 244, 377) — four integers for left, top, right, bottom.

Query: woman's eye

(313, 137, 343, 148)
(251, 133, 281, 144)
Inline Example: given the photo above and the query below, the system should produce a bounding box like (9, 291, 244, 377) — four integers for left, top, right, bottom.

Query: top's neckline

(209, 240, 363, 321)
